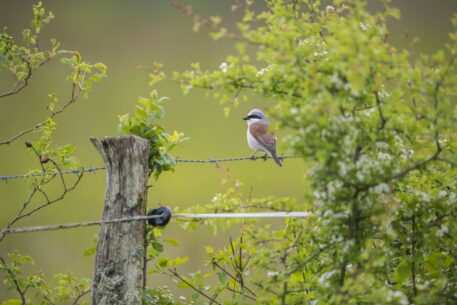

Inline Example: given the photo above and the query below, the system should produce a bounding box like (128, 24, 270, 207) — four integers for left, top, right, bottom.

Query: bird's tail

(271, 152, 282, 167)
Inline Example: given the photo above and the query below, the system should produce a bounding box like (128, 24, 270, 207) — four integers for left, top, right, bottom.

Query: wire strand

(0, 166, 105, 181)
(175, 156, 297, 163)
(0, 156, 299, 181)
(0, 212, 310, 234)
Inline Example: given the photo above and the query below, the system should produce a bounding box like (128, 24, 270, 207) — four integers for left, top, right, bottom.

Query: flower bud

(40, 156, 49, 164)
(25, 141, 32, 148)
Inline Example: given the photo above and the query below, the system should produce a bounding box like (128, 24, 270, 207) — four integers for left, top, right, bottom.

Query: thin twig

(213, 262, 257, 298)
(71, 289, 91, 305)
(167, 268, 222, 305)
(374, 90, 388, 130)
(0, 256, 27, 305)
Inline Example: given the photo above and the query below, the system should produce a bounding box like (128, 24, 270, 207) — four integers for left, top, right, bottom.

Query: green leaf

(163, 238, 180, 247)
(83, 247, 96, 257)
(170, 256, 189, 266)
(177, 278, 191, 289)
(217, 272, 228, 284)
(395, 261, 411, 284)
(158, 257, 169, 268)
(151, 241, 164, 253)
(191, 292, 200, 301)
(425, 252, 453, 276)
(2, 300, 22, 305)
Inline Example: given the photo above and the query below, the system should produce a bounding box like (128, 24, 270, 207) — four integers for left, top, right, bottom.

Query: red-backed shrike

(243, 109, 282, 167)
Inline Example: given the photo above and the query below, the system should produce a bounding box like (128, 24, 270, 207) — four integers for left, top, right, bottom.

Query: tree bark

(90, 136, 150, 305)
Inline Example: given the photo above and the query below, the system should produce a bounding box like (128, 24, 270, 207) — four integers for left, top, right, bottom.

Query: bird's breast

(247, 128, 265, 152)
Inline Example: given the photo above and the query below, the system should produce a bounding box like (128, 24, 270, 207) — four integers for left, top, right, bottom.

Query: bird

(243, 109, 282, 167)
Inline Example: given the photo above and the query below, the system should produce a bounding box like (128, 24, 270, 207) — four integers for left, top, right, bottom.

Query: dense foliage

(147, 0, 457, 304)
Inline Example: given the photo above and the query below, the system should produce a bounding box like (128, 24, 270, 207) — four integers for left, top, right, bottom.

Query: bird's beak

(243, 115, 249, 120)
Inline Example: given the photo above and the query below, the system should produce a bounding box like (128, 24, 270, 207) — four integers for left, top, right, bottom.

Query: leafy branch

(1, 2, 56, 101)
(0, 52, 107, 146)
(118, 90, 186, 179)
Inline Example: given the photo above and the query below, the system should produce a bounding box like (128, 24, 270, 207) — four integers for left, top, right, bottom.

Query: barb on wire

(0, 212, 310, 235)
(0, 156, 299, 181)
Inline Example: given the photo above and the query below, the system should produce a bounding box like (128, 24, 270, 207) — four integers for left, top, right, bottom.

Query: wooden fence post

(90, 136, 150, 305)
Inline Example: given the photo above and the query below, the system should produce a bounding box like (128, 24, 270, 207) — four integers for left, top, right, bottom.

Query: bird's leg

(251, 150, 258, 160)
(262, 153, 268, 161)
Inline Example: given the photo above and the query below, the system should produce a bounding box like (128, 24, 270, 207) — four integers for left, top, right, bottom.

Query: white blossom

(391, 291, 409, 305)
(400, 148, 414, 159)
(331, 235, 344, 243)
(373, 183, 390, 194)
(379, 89, 390, 99)
(338, 161, 349, 176)
(327, 180, 343, 197)
(313, 50, 329, 57)
(219, 62, 228, 73)
(290, 107, 299, 115)
(318, 270, 338, 286)
(449, 192, 456, 204)
(257, 64, 274, 76)
(330, 73, 343, 89)
(364, 107, 375, 116)
(298, 38, 308, 45)
(436, 225, 449, 237)
(377, 152, 392, 161)
(323, 210, 334, 218)
(417, 191, 431, 203)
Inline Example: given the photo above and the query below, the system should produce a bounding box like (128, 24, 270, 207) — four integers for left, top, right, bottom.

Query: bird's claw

(262, 153, 268, 161)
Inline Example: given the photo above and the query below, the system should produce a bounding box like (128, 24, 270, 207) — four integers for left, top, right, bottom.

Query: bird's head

(243, 109, 266, 125)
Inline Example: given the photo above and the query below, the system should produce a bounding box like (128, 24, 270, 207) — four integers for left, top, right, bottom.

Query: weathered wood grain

(90, 136, 150, 305)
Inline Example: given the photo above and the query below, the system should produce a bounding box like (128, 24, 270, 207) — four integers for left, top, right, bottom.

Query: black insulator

(147, 206, 172, 227)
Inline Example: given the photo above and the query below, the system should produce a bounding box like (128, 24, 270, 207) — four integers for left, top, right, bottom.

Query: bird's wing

(250, 122, 277, 153)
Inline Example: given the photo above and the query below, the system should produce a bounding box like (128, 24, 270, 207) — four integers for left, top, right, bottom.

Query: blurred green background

(1, 0, 456, 300)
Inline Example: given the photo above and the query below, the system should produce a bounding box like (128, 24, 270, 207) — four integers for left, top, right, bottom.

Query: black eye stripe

(248, 114, 262, 119)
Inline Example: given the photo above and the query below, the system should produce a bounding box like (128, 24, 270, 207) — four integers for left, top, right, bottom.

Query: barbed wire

(0, 156, 299, 182)
(175, 155, 297, 163)
(0, 166, 106, 182)
(0, 212, 311, 235)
